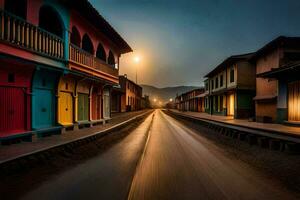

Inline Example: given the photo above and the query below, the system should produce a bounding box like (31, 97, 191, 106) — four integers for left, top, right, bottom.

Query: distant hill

(141, 85, 201, 103)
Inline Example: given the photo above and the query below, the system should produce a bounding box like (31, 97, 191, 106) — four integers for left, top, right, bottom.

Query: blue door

(32, 69, 59, 130)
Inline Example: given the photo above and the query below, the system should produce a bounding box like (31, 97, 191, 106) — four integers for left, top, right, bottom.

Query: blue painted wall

(31, 68, 60, 130)
(43, 0, 70, 61)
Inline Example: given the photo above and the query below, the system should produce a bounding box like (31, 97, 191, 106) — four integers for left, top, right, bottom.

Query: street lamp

(134, 56, 140, 84)
(169, 98, 173, 102)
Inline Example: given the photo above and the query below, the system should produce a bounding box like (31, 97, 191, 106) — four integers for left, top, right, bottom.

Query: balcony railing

(69, 44, 118, 77)
(0, 10, 64, 60)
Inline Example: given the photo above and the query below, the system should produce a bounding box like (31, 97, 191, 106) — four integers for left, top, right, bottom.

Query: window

(205, 82, 209, 91)
(8, 73, 15, 83)
(211, 80, 214, 90)
(65, 83, 69, 90)
(215, 77, 219, 89)
(230, 67, 234, 83)
(220, 75, 223, 87)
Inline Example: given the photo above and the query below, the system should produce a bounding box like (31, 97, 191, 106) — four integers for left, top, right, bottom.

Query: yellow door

(228, 94, 234, 116)
(59, 92, 73, 125)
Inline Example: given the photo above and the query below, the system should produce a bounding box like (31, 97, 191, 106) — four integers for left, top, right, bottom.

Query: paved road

(23, 110, 296, 200)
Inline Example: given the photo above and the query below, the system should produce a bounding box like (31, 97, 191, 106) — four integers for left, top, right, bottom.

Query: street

(22, 110, 296, 200)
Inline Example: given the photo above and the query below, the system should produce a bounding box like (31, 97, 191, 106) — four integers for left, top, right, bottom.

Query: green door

(78, 93, 89, 121)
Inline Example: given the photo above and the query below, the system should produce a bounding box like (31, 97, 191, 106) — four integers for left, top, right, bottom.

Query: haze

(90, 0, 300, 87)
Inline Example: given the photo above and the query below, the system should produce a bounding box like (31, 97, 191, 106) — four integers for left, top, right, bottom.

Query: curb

(165, 110, 300, 152)
(0, 110, 154, 167)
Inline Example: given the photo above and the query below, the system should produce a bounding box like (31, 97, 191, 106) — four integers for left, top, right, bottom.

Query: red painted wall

(26, 0, 43, 25)
(70, 10, 120, 62)
(0, 59, 34, 136)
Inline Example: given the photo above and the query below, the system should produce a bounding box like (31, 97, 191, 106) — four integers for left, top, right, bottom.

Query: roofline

(257, 61, 300, 78)
(119, 75, 142, 89)
(250, 36, 300, 61)
(68, 0, 133, 54)
(204, 52, 254, 78)
(177, 87, 205, 97)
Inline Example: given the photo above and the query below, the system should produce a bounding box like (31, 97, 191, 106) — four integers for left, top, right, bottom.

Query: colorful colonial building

(0, 0, 132, 141)
(255, 36, 300, 124)
(204, 53, 256, 119)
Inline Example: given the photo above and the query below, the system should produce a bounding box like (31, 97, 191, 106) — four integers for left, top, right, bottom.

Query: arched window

(39, 6, 63, 38)
(96, 43, 106, 61)
(5, 0, 27, 19)
(108, 51, 115, 66)
(71, 26, 81, 47)
(82, 34, 94, 54)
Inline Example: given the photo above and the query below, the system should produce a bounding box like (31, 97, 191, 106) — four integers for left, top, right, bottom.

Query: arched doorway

(39, 5, 63, 38)
(108, 51, 115, 66)
(96, 43, 106, 62)
(82, 34, 94, 55)
(71, 26, 81, 47)
(5, 0, 27, 19)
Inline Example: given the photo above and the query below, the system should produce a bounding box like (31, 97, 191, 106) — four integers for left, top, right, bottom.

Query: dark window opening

(108, 51, 115, 65)
(215, 77, 219, 89)
(230, 68, 234, 83)
(82, 34, 94, 55)
(5, 0, 27, 19)
(71, 26, 81, 47)
(8, 73, 15, 83)
(65, 83, 69, 90)
(211, 80, 214, 90)
(220, 75, 223, 87)
(39, 6, 63, 38)
(96, 44, 106, 61)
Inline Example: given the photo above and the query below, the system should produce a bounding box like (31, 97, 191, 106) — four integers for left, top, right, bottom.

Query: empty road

(23, 110, 296, 200)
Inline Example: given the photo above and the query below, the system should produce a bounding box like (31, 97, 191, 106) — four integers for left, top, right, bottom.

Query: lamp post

(134, 56, 140, 84)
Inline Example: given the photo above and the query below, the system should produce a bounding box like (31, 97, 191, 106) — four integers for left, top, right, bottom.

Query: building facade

(0, 0, 131, 140)
(204, 53, 256, 119)
(175, 88, 205, 112)
(255, 36, 300, 124)
(112, 75, 143, 112)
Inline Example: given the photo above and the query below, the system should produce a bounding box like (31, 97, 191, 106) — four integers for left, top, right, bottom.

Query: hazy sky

(90, 0, 300, 88)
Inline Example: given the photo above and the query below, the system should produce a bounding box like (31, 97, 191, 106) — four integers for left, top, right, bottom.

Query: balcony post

(63, 28, 70, 61)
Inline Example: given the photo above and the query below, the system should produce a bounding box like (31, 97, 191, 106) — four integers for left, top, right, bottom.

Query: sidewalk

(169, 109, 300, 137)
(0, 110, 152, 163)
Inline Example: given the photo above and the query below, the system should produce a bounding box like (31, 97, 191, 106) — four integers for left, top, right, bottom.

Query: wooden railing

(69, 44, 118, 77)
(0, 10, 64, 60)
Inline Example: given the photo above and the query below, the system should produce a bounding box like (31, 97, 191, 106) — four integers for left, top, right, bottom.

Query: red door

(92, 87, 102, 120)
(0, 86, 26, 135)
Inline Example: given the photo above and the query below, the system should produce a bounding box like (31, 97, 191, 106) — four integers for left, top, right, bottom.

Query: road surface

(23, 110, 296, 200)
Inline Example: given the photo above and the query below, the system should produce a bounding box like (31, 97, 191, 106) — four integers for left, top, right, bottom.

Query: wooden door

(58, 92, 73, 125)
(78, 93, 89, 121)
(0, 86, 25, 135)
(92, 91, 101, 120)
(32, 89, 54, 129)
(103, 89, 110, 119)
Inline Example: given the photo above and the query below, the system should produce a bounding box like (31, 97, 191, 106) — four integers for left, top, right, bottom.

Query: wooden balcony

(69, 44, 119, 78)
(0, 10, 64, 60)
